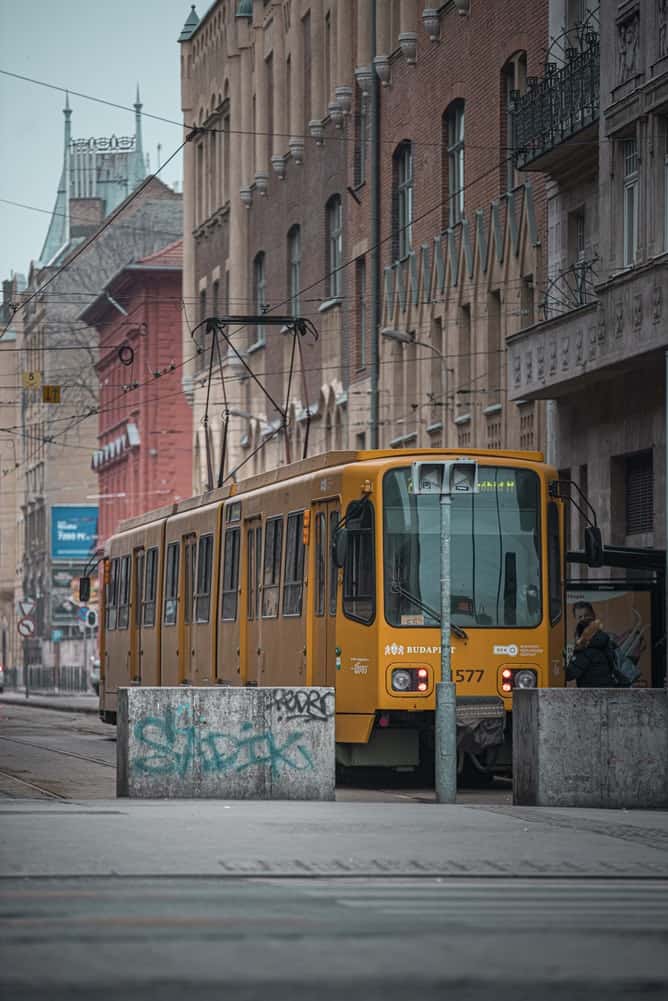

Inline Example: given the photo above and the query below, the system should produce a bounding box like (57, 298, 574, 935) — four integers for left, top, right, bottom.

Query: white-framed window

(395, 142, 413, 259)
(447, 101, 465, 226)
(326, 195, 343, 298)
(288, 225, 301, 317)
(252, 252, 266, 347)
(502, 53, 527, 193)
(623, 138, 639, 267)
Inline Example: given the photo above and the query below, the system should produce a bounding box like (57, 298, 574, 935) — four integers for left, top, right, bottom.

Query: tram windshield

(383, 466, 542, 629)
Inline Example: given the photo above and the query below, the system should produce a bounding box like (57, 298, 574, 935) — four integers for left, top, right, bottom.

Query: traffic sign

(17, 598, 36, 617)
(42, 384, 61, 404)
(17, 616, 36, 638)
(22, 370, 41, 389)
(77, 605, 89, 623)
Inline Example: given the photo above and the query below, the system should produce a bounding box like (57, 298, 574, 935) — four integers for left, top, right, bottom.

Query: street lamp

(412, 458, 479, 803)
(381, 328, 453, 429)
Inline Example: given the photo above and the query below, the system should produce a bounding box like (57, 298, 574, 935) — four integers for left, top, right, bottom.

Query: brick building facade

(80, 242, 192, 547)
(179, 0, 549, 488)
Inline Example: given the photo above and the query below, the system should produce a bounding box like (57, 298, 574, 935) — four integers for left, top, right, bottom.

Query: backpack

(607, 639, 641, 687)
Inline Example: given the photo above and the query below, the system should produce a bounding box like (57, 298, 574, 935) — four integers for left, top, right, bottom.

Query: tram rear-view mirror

(78, 577, 91, 603)
(333, 528, 348, 568)
(584, 525, 603, 567)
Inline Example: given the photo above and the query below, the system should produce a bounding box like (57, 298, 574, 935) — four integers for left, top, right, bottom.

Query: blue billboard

(51, 506, 99, 562)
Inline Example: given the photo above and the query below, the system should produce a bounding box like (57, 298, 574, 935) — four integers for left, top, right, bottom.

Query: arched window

(392, 141, 413, 259)
(444, 101, 465, 226)
(252, 252, 266, 348)
(287, 225, 301, 317)
(501, 53, 527, 193)
(326, 195, 343, 298)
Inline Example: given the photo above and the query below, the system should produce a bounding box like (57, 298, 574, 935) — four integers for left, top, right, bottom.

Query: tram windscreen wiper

(390, 580, 468, 640)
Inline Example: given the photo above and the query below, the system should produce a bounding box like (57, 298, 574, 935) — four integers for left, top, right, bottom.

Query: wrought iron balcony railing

(511, 33, 600, 171)
(540, 258, 598, 321)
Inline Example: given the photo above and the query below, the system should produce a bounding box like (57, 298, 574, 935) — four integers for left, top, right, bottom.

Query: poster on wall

(565, 586, 653, 688)
(51, 506, 99, 562)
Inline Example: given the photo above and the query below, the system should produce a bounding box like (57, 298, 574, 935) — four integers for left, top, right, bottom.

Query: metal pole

(665, 351, 668, 689)
(369, 0, 380, 448)
(435, 491, 457, 802)
(83, 624, 88, 693)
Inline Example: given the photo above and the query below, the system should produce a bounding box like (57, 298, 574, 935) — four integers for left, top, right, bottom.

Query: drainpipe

(369, 0, 380, 449)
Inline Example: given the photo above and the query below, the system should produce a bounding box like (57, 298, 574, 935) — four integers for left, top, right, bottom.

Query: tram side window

(547, 501, 562, 624)
(117, 555, 131, 630)
(283, 512, 305, 617)
(106, 557, 119, 631)
(247, 528, 255, 620)
(328, 511, 339, 616)
(315, 513, 326, 617)
(221, 528, 240, 622)
(142, 547, 158, 627)
(135, 552, 145, 628)
(343, 501, 375, 624)
(262, 516, 283, 618)
(195, 534, 214, 623)
(163, 542, 179, 625)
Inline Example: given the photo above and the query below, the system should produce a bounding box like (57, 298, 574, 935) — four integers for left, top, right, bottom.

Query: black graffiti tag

(272, 688, 335, 722)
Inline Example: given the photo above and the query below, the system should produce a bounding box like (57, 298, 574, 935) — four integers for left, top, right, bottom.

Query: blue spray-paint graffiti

(133, 706, 314, 777)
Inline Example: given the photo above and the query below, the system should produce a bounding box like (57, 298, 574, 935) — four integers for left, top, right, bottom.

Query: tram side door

(130, 547, 145, 684)
(243, 518, 263, 685)
(310, 500, 339, 687)
(179, 533, 197, 684)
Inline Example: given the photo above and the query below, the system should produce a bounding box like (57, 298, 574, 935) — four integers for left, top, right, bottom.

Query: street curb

(0, 695, 99, 716)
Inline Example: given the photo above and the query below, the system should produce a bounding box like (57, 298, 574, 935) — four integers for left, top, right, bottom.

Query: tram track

(0, 734, 115, 770)
(0, 767, 69, 801)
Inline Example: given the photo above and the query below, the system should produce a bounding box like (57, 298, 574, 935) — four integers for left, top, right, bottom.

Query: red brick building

(81, 241, 192, 546)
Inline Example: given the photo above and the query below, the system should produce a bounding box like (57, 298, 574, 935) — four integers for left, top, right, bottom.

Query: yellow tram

(99, 448, 565, 776)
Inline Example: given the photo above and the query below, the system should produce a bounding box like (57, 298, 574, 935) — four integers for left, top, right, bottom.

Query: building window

(221, 528, 240, 621)
(288, 226, 301, 317)
(502, 53, 527, 193)
(625, 450, 653, 534)
(446, 101, 465, 226)
(262, 516, 283, 618)
(142, 547, 158, 627)
(195, 534, 214, 623)
(356, 257, 367, 370)
(326, 195, 343, 298)
(393, 142, 413, 259)
(196, 141, 205, 224)
(623, 138, 639, 267)
(252, 252, 266, 348)
(315, 513, 326, 617)
(282, 511, 305, 616)
(664, 126, 668, 251)
(163, 542, 179, 625)
(212, 279, 220, 319)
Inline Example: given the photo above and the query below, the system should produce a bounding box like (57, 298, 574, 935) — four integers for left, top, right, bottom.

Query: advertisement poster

(565, 588, 652, 688)
(51, 506, 98, 562)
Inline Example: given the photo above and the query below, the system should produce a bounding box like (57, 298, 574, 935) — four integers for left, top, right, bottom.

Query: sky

(0, 0, 201, 282)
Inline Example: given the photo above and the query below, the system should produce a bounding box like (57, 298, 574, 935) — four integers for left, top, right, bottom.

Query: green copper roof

(178, 5, 200, 41)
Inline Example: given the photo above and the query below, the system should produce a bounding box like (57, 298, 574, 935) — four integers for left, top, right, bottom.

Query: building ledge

(454, 413, 471, 426)
(319, 297, 343, 314)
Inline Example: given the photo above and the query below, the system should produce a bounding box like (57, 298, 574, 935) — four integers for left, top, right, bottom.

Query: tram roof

(114, 447, 546, 535)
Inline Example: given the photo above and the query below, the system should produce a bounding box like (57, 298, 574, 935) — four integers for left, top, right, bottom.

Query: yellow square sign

(42, 384, 61, 404)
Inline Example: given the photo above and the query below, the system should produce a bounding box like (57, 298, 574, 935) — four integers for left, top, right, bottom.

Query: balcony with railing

(511, 14, 600, 174)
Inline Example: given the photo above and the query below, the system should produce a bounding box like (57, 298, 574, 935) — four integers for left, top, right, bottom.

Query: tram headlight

(391, 669, 413, 692)
(513, 669, 537, 689)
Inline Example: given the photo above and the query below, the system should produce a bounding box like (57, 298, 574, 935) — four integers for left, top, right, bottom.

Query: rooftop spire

(178, 5, 199, 42)
(134, 83, 144, 174)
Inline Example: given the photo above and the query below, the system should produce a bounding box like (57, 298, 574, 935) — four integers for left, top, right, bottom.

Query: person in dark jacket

(566, 618, 618, 688)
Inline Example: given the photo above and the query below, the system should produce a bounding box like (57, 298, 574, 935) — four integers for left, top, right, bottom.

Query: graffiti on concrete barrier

(133, 706, 314, 777)
(272, 688, 335, 722)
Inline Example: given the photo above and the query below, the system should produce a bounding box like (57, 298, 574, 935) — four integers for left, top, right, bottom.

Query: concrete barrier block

(117, 686, 335, 800)
(513, 689, 668, 808)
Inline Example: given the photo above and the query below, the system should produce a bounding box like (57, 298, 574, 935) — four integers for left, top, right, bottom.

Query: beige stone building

(179, 1, 549, 490)
(0, 277, 24, 674)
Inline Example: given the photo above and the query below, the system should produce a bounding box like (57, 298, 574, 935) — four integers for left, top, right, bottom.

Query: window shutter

(625, 451, 653, 534)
